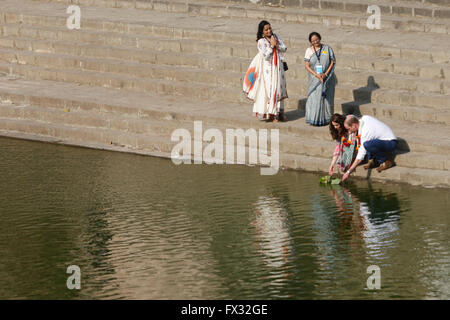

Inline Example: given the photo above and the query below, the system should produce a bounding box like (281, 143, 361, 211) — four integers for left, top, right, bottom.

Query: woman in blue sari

(304, 32, 336, 126)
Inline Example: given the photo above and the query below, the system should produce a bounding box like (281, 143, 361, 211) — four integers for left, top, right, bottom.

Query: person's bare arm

(321, 59, 335, 81)
(329, 155, 338, 176)
(342, 159, 362, 181)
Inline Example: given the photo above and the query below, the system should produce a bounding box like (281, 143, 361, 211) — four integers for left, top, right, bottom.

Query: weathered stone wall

(225, 0, 450, 19)
(229, 0, 450, 7)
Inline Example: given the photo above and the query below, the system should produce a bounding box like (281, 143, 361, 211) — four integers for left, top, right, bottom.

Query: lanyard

(314, 45, 322, 62)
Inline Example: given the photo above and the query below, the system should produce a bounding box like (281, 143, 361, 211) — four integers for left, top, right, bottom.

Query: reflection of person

(329, 185, 401, 254)
(253, 196, 291, 269)
(304, 32, 336, 126)
(328, 113, 357, 176)
(329, 187, 365, 234)
(342, 115, 398, 182)
(244, 20, 288, 122)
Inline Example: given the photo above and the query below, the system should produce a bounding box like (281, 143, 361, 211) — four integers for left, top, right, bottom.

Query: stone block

(424, 23, 448, 34)
(264, 11, 287, 21)
(2, 25, 20, 37)
(344, 2, 366, 13)
(301, 0, 319, 9)
(321, 15, 342, 27)
(392, 6, 413, 17)
(135, 1, 153, 10)
(0, 38, 16, 49)
(4, 13, 23, 24)
(304, 14, 322, 24)
(396, 63, 422, 78)
(228, 7, 247, 18)
(414, 8, 433, 18)
(282, 0, 300, 7)
(434, 9, 450, 19)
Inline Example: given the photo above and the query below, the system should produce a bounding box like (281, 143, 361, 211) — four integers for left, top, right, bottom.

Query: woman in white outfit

(243, 20, 288, 122)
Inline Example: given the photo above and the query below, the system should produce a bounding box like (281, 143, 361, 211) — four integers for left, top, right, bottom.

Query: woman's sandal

(266, 114, 278, 122)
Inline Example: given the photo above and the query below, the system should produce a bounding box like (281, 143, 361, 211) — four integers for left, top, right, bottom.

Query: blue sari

(305, 44, 336, 126)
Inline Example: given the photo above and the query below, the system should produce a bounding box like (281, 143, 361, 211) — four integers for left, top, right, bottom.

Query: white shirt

(356, 116, 397, 161)
(304, 45, 332, 62)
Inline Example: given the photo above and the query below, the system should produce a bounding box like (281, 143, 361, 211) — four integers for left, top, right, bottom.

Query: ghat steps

(1, 77, 449, 187)
(32, 0, 450, 34)
(0, 0, 449, 187)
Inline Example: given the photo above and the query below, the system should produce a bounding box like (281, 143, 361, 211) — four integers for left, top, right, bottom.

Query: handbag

(283, 61, 288, 71)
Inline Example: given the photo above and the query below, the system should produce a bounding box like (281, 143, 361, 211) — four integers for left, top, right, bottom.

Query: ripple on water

(0, 137, 448, 299)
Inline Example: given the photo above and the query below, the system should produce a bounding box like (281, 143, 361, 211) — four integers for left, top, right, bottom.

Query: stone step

(31, 0, 450, 14)
(0, 0, 448, 188)
(2, 46, 449, 97)
(1, 114, 449, 187)
(2, 1, 450, 64)
(1, 32, 449, 82)
(337, 101, 450, 125)
(28, 0, 450, 34)
(220, 0, 450, 17)
(400, 0, 450, 8)
(2, 53, 449, 115)
(4, 20, 446, 66)
(0, 101, 448, 172)
(0, 76, 449, 156)
(2, 33, 450, 95)
(1, 60, 449, 125)
(0, 116, 175, 154)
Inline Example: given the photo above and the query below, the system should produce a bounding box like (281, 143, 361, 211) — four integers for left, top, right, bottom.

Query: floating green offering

(320, 175, 342, 185)
(331, 178, 342, 185)
(320, 175, 331, 184)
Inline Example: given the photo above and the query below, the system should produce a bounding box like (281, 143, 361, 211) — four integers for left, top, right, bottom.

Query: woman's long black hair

(329, 113, 347, 141)
(256, 20, 271, 41)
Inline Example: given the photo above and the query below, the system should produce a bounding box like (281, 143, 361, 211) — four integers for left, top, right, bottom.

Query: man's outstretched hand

(342, 171, 350, 182)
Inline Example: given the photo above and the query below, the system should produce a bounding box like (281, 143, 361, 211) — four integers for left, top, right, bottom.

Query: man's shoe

(363, 159, 377, 170)
(376, 160, 393, 172)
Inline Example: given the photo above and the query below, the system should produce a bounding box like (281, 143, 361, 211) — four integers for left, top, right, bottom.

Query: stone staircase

(0, 0, 449, 187)
(32, 0, 450, 34)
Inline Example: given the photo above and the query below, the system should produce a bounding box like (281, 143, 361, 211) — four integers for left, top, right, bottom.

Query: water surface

(0, 137, 448, 299)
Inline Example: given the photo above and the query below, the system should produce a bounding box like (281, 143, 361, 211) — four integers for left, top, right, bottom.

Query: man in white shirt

(342, 115, 398, 182)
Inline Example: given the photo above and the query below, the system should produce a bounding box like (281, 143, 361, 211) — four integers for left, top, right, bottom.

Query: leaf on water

(320, 175, 332, 184)
(331, 178, 342, 185)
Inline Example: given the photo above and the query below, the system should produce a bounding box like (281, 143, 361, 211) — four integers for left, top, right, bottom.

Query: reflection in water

(0, 137, 448, 299)
(252, 195, 294, 295)
(311, 184, 405, 298)
(310, 193, 338, 275)
(329, 185, 401, 260)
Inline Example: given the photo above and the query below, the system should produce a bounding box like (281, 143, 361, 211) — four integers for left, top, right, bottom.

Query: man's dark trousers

(363, 139, 398, 164)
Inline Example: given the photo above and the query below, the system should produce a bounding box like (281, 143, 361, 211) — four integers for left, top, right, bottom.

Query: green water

(0, 137, 448, 299)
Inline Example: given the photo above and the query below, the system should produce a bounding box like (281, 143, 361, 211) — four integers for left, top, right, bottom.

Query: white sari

(243, 35, 288, 117)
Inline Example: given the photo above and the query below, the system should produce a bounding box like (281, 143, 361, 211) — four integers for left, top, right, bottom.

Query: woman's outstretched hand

(342, 171, 350, 182)
(328, 165, 334, 177)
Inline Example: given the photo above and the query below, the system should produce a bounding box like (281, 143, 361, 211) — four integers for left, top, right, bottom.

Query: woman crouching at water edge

(304, 32, 336, 126)
(243, 20, 288, 122)
(328, 114, 357, 176)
